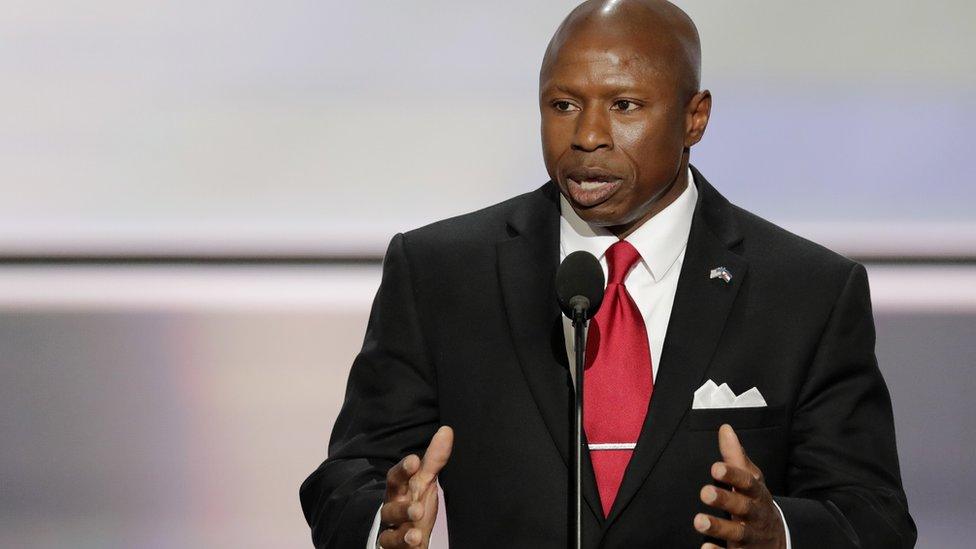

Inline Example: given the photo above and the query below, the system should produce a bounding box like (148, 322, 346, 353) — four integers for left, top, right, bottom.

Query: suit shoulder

(382, 185, 552, 287)
(399, 186, 544, 248)
(730, 204, 860, 284)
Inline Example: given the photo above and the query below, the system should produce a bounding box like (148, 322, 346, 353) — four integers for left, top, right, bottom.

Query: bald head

(538, 0, 712, 237)
(541, 0, 701, 97)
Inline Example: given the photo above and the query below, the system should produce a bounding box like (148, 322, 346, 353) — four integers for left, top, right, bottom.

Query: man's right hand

(379, 426, 454, 549)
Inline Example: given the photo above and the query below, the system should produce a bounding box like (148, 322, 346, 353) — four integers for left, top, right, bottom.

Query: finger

(700, 484, 753, 517)
(380, 500, 425, 526)
(378, 523, 424, 549)
(386, 454, 421, 497)
(726, 430, 763, 482)
(420, 477, 439, 503)
(710, 462, 762, 497)
(718, 424, 749, 470)
(410, 426, 454, 496)
(694, 512, 751, 544)
(421, 426, 454, 476)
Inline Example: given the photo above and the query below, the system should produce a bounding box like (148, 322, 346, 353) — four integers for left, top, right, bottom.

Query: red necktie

(584, 240, 653, 516)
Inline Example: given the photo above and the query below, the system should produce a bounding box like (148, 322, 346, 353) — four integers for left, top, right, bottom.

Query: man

(300, 1, 916, 547)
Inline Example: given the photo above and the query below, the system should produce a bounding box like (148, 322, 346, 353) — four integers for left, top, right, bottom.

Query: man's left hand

(694, 424, 787, 549)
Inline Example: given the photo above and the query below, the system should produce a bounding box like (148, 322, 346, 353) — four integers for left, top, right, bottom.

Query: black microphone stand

(556, 250, 604, 549)
(570, 297, 590, 549)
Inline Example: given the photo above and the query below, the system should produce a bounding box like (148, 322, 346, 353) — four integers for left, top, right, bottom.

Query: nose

(572, 108, 613, 152)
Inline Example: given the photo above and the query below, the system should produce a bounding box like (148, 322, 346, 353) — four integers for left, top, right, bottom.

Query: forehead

(541, 39, 672, 91)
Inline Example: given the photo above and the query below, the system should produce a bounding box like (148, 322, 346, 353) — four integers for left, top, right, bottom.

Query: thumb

(718, 423, 748, 470)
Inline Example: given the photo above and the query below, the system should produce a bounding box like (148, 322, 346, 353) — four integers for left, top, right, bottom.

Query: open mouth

(565, 168, 623, 207)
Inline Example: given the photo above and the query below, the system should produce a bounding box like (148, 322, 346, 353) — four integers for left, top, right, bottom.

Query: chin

(574, 204, 629, 228)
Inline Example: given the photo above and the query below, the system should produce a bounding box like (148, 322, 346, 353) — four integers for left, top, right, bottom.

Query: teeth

(580, 180, 606, 190)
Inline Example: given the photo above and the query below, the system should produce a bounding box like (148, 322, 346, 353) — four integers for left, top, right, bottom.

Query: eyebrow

(541, 82, 644, 98)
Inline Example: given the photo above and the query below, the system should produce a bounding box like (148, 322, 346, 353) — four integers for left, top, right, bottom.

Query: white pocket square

(693, 379, 767, 409)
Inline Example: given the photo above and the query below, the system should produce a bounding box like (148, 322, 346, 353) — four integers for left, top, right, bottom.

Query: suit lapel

(604, 167, 749, 527)
(496, 183, 605, 524)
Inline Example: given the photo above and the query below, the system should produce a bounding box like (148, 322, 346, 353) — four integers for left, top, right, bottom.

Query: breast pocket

(687, 404, 785, 431)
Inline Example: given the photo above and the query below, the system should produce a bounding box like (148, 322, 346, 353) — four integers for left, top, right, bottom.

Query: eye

(611, 99, 640, 112)
(552, 100, 579, 113)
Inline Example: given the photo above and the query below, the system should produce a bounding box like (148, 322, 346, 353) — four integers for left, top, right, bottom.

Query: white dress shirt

(367, 169, 790, 547)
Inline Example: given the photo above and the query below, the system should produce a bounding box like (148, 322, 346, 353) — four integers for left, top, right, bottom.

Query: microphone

(555, 250, 605, 549)
(556, 250, 606, 323)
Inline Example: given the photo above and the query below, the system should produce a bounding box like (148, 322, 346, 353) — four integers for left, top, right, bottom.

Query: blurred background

(1, 1, 973, 547)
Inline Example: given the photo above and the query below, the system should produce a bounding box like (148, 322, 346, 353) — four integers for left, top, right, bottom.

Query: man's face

(540, 33, 691, 232)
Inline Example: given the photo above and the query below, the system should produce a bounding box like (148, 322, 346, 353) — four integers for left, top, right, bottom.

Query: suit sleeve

(299, 233, 441, 548)
(773, 263, 917, 548)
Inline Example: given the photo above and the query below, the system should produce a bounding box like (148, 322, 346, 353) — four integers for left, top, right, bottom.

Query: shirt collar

(559, 168, 699, 282)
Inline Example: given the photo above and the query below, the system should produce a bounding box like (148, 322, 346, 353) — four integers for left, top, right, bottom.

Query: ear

(684, 89, 712, 148)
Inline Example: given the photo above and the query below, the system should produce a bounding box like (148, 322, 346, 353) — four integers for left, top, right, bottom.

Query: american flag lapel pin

(709, 266, 732, 284)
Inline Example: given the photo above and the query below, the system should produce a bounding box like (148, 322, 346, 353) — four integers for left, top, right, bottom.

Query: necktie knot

(605, 240, 641, 285)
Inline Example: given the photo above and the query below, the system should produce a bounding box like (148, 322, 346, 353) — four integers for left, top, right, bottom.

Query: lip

(565, 166, 622, 182)
(563, 166, 624, 207)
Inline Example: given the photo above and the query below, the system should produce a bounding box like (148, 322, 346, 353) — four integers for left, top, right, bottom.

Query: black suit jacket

(300, 167, 916, 548)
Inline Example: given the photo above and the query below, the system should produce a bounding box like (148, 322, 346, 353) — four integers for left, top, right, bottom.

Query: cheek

(540, 129, 558, 157)
(540, 120, 567, 172)
(616, 114, 685, 178)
